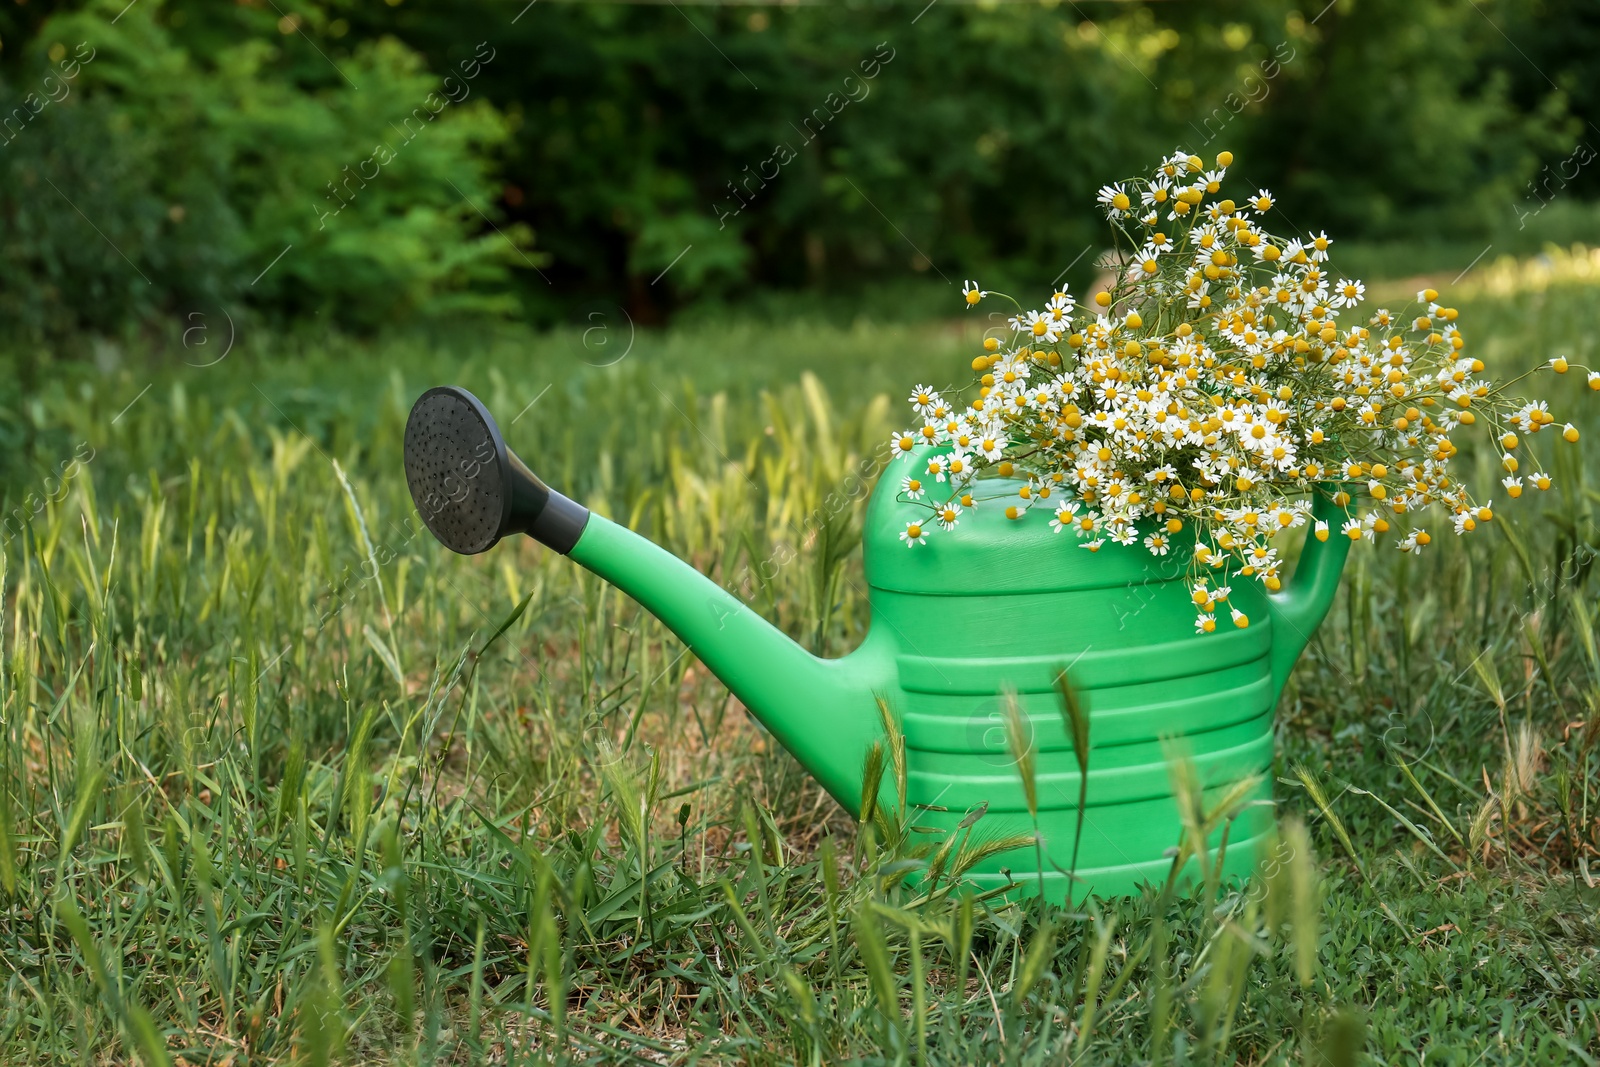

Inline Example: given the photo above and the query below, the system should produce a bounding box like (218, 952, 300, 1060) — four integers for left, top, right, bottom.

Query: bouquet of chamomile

(892, 148, 1592, 634)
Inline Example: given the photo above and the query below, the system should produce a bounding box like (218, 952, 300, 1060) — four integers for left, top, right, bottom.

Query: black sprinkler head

(403, 385, 589, 555)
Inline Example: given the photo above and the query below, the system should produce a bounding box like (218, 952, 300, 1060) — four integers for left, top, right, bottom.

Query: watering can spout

(403, 387, 891, 813)
(566, 516, 892, 808)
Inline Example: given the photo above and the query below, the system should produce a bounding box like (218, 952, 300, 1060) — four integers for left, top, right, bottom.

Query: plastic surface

(410, 388, 1353, 900)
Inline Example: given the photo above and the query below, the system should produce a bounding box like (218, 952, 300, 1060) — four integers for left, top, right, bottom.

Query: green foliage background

(0, 0, 1596, 341)
(0, 0, 527, 349)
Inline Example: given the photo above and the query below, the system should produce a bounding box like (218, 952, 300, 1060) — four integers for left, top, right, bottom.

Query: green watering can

(404, 386, 1352, 900)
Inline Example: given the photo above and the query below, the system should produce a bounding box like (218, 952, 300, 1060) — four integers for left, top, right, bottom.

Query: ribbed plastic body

(864, 473, 1279, 899)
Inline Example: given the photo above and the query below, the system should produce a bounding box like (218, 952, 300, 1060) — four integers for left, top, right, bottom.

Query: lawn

(2, 248, 1599, 1065)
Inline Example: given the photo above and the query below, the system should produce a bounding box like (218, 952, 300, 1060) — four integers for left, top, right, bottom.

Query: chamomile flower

(948, 421, 977, 453)
(1016, 310, 1060, 343)
(935, 502, 963, 531)
(976, 433, 1007, 462)
(1097, 183, 1133, 217)
(1195, 612, 1217, 633)
(900, 521, 927, 547)
(1513, 401, 1551, 433)
(1136, 244, 1163, 276)
(1332, 279, 1365, 308)
(900, 476, 926, 500)
(908, 385, 941, 416)
(1396, 530, 1424, 555)
(1049, 501, 1081, 532)
(962, 280, 987, 307)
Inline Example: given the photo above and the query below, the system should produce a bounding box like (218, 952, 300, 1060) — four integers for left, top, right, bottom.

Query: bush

(375, 0, 1584, 314)
(0, 0, 536, 354)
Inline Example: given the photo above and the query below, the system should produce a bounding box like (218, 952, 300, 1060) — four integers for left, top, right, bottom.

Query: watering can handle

(1266, 488, 1354, 694)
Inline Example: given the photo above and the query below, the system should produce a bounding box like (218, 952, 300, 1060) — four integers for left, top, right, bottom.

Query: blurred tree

(0, 0, 1589, 344)
(362, 0, 1582, 321)
(0, 0, 537, 354)
(1243, 0, 1580, 236)
(1497, 0, 1600, 199)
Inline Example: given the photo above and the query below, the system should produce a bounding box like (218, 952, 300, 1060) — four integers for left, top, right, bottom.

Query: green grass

(2, 249, 1600, 1065)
